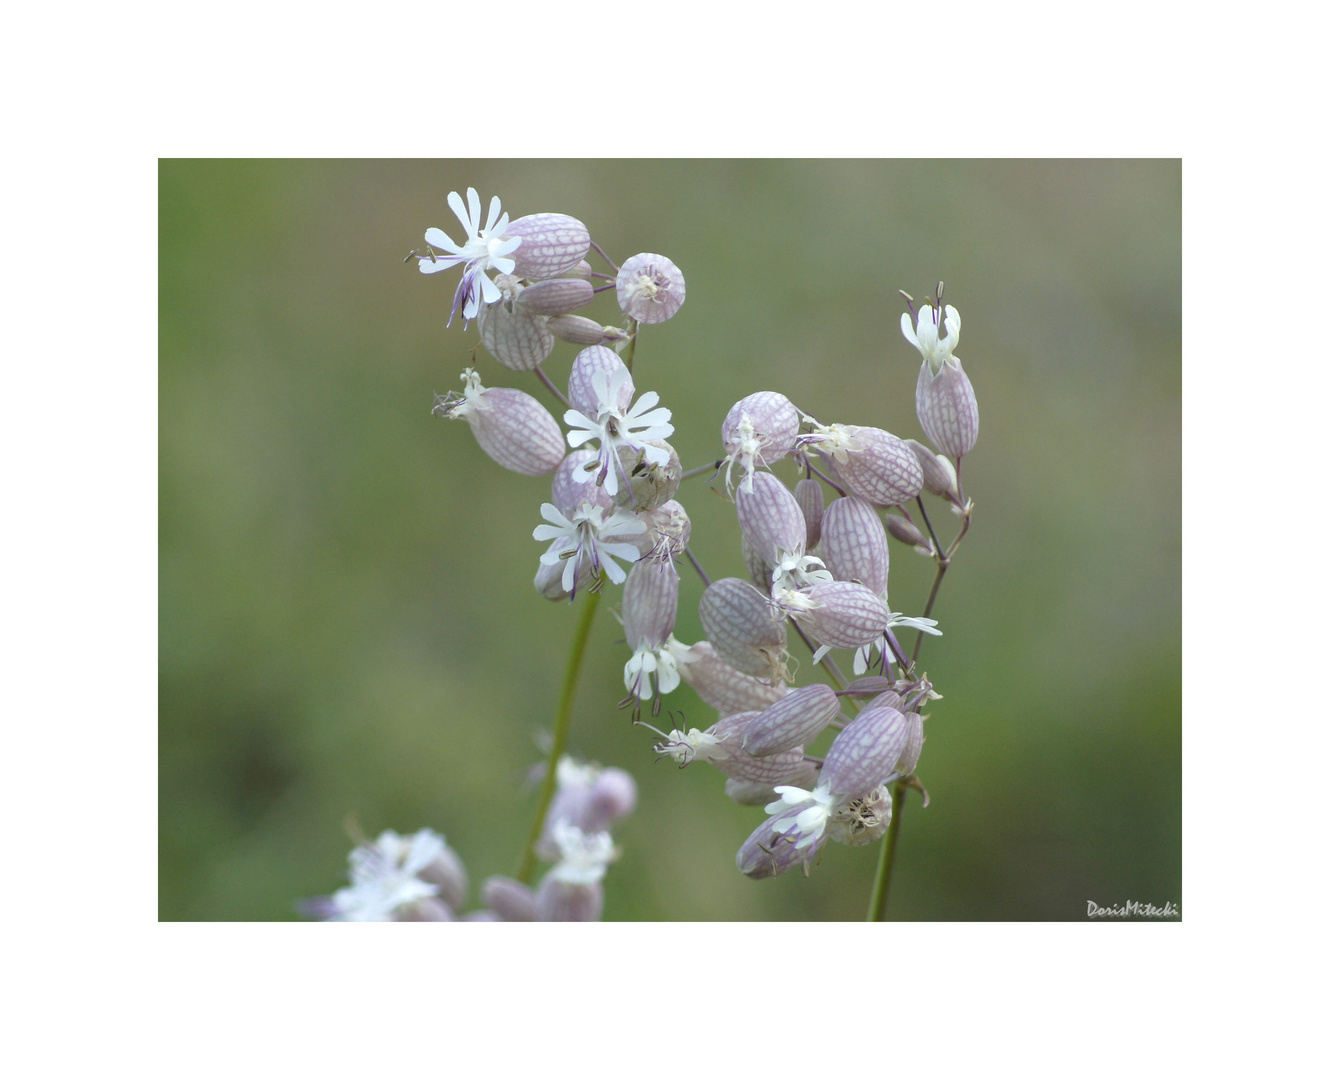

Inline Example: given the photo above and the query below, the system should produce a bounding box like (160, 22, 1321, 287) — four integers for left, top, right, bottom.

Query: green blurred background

(159, 159, 1180, 921)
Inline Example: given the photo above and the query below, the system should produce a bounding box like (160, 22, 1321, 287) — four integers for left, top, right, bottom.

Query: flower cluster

(398, 184, 981, 906)
(301, 755, 636, 922)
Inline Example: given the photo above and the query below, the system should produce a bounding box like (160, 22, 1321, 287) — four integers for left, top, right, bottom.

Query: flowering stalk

(515, 579, 603, 885)
(865, 782, 909, 921)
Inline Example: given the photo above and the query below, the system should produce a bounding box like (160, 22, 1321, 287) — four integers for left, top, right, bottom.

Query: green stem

(866, 782, 909, 921)
(515, 582, 603, 884)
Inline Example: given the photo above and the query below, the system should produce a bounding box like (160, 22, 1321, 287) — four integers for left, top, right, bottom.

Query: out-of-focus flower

(418, 188, 523, 326)
(303, 828, 450, 922)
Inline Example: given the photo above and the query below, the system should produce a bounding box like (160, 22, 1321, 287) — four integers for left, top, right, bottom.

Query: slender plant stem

(681, 460, 724, 481)
(911, 564, 947, 665)
(589, 240, 620, 273)
(625, 323, 639, 375)
(808, 462, 847, 498)
(683, 546, 712, 588)
(515, 582, 603, 884)
(788, 616, 849, 694)
(534, 367, 570, 409)
(866, 782, 909, 921)
(916, 496, 945, 559)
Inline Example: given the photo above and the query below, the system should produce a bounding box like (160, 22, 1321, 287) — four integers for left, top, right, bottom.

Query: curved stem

(515, 582, 603, 884)
(866, 781, 909, 921)
(534, 366, 570, 409)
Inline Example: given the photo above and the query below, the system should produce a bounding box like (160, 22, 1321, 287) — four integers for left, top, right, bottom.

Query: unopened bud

(623, 557, 680, 651)
(547, 314, 615, 346)
(674, 641, 788, 714)
(707, 712, 808, 785)
(513, 277, 595, 316)
(905, 439, 959, 500)
(791, 580, 889, 650)
(616, 252, 686, 324)
(743, 683, 841, 757)
(560, 260, 593, 280)
(795, 478, 825, 552)
(884, 513, 935, 556)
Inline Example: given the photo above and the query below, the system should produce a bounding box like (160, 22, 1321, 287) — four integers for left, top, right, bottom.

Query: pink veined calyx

(417, 187, 523, 327)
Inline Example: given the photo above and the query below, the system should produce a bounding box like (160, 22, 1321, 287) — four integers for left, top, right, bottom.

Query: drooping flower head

(418, 188, 523, 327)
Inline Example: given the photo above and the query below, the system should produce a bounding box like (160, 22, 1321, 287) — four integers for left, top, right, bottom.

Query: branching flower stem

(515, 580, 604, 884)
(534, 366, 570, 409)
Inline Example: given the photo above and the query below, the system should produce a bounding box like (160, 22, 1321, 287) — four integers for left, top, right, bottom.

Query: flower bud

(560, 260, 592, 280)
(481, 876, 538, 921)
(905, 439, 959, 500)
(916, 357, 979, 459)
(623, 557, 680, 650)
(547, 314, 624, 347)
(699, 578, 789, 681)
(820, 496, 890, 595)
(884, 513, 935, 556)
(536, 877, 604, 921)
(513, 277, 596, 316)
(611, 439, 681, 513)
(673, 640, 788, 714)
(829, 427, 923, 507)
(736, 472, 806, 565)
(724, 758, 820, 805)
(844, 675, 900, 697)
(894, 710, 924, 776)
(742, 683, 841, 757)
(438, 369, 565, 476)
(552, 449, 613, 517)
(791, 580, 889, 650)
(568, 345, 633, 419)
(795, 478, 825, 552)
(818, 705, 910, 797)
(616, 252, 685, 323)
(827, 786, 893, 846)
(504, 212, 591, 280)
(480, 284, 556, 371)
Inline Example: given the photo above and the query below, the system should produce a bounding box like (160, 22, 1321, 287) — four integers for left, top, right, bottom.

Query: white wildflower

(532, 501, 646, 593)
(564, 367, 675, 496)
(900, 303, 961, 376)
(548, 822, 616, 886)
(418, 187, 523, 327)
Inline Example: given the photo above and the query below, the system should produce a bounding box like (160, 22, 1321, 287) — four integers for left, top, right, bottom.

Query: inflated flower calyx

(536, 878, 603, 921)
(534, 539, 570, 601)
(435, 368, 565, 476)
(817, 705, 910, 798)
(513, 277, 596, 317)
(786, 580, 890, 650)
(671, 640, 787, 715)
(905, 439, 959, 501)
(721, 391, 800, 492)
(623, 557, 680, 652)
(827, 786, 894, 846)
(827, 426, 923, 507)
(884, 513, 935, 557)
(481, 875, 538, 922)
(736, 808, 819, 879)
(893, 710, 925, 777)
(616, 252, 685, 324)
(735, 471, 807, 567)
(480, 276, 556, 371)
(504, 212, 591, 280)
(546, 314, 629, 347)
(820, 496, 890, 595)
(795, 478, 825, 552)
(902, 302, 979, 458)
(560, 260, 593, 280)
(704, 712, 808, 785)
(742, 683, 841, 757)
(611, 439, 681, 513)
(567, 345, 634, 417)
(699, 577, 789, 681)
(741, 534, 773, 593)
(725, 758, 820, 805)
